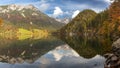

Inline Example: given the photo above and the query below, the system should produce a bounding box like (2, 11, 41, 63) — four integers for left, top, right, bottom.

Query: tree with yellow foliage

(0, 18, 3, 27)
(109, 0, 120, 22)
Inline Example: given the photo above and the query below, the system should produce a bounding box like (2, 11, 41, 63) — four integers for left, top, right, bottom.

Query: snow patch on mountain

(32, 12, 38, 16)
(21, 13, 26, 18)
(0, 4, 37, 13)
(55, 18, 71, 24)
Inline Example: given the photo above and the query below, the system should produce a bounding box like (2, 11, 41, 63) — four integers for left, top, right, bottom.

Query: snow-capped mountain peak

(55, 18, 71, 24)
(8, 4, 35, 10)
(0, 4, 37, 13)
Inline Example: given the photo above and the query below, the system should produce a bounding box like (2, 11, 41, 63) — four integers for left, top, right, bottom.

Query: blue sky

(0, 0, 113, 18)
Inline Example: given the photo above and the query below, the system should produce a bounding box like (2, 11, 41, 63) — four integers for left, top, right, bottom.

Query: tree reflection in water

(59, 36, 113, 58)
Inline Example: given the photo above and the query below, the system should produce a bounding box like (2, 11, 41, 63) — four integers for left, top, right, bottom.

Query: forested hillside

(59, 9, 97, 36)
(59, 0, 120, 41)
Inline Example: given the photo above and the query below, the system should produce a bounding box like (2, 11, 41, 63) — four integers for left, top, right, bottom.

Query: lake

(0, 35, 113, 68)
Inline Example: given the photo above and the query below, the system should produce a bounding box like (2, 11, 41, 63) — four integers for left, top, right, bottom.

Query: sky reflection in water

(0, 44, 105, 68)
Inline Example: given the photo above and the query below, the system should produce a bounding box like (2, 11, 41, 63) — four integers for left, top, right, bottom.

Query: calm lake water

(0, 35, 113, 68)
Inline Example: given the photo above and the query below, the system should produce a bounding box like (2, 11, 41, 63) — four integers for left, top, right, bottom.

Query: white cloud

(61, 1, 109, 14)
(53, 7, 63, 18)
(72, 10, 80, 18)
(98, 0, 114, 4)
(33, 0, 50, 12)
(91, 8, 103, 13)
(39, 3, 50, 12)
(64, 11, 71, 15)
(39, 0, 50, 12)
(105, 0, 114, 3)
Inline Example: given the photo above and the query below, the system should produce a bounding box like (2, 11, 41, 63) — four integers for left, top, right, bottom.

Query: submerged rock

(104, 38, 120, 68)
(104, 53, 120, 68)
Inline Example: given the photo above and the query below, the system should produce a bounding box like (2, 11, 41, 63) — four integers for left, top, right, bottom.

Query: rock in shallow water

(104, 54, 120, 68)
(104, 38, 120, 68)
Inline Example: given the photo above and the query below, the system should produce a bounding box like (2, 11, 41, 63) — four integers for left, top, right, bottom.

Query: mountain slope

(0, 4, 64, 31)
(59, 0, 120, 41)
(59, 9, 97, 36)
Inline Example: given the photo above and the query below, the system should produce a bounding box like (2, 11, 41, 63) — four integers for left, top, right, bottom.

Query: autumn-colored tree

(0, 18, 3, 26)
(109, 0, 120, 22)
(107, 0, 120, 40)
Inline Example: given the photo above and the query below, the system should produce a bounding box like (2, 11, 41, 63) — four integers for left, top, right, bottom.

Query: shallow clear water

(0, 35, 113, 68)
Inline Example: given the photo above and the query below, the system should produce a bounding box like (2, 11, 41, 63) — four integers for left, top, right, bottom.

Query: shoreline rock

(104, 38, 120, 68)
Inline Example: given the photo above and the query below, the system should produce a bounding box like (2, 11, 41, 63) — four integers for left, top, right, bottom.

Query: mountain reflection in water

(0, 45, 105, 68)
(0, 36, 65, 63)
(0, 35, 113, 68)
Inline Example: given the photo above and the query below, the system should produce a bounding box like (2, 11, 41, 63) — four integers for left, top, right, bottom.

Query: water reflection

(0, 34, 114, 68)
(0, 36, 65, 63)
(0, 45, 105, 68)
(59, 36, 113, 58)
